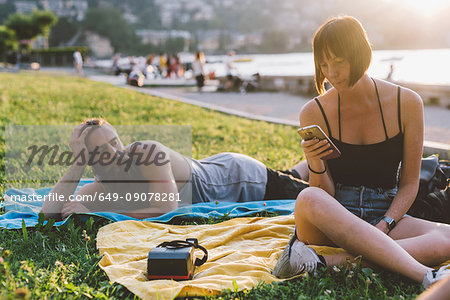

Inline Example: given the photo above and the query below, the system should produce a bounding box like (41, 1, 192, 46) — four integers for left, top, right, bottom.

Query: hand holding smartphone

(297, 125, 341, 160)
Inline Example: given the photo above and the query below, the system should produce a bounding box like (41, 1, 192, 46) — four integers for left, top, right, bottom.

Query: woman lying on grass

(42, 118, 310, 220)
(272, 16, 450, 290)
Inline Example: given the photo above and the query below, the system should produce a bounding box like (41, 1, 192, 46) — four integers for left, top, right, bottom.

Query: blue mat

(1, 179, 295, 229)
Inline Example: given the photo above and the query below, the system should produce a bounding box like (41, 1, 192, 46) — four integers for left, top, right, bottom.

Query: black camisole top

(315, 80, 404, 189)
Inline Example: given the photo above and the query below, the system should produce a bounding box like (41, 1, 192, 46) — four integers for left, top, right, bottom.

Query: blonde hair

(82, 118, 116, 148)
(83, 118, 108, 126)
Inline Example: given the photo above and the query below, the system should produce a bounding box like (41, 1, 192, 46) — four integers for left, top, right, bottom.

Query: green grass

(0, 72, 423, 299)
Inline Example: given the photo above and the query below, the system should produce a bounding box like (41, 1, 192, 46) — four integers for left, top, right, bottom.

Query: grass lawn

(0, 72, 423, 299)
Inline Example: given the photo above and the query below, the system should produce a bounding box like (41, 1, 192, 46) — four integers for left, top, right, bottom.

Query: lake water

(97, 48, 450, 86)
(212, 49, 450, 86)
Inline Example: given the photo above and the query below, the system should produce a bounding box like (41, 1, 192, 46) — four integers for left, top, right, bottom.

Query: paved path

(89, 74, 450, 146)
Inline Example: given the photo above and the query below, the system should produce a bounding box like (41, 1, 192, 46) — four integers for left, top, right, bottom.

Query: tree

(128, 0, 161, 29)
(82, 7, 138, 53)
(49, 17, 79, 47)
(87, 0, 100, 9)
(0, 0, 15, 25)
(0, 25, 16, 65)
(259, 28, 289, 54)
(5, 10, 57, 49)
(133, 6, 162, 29)
(217, 31, 232, 52)
(32, 10, 58, 38)
(164, 37, 185, 53)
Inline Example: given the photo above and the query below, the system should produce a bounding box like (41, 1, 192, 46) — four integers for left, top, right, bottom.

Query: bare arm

(42, 124, 93, 219)
(42, 162, 87, 219)
(381, 90, 424, 233)
(60, 182, 104, 219)
(299, 100, 335, 195)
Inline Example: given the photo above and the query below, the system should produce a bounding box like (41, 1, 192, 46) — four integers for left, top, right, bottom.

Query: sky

(384, 0, 450, 16)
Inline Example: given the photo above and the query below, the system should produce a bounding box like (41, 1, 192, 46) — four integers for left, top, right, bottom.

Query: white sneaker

(272, 231, 324, 278)
(422, 264, 450, 289)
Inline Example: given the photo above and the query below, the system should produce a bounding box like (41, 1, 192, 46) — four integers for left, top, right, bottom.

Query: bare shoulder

(129, 140, 166, 153)
(127, 140, 170, 164)
(377, 79, 423, 106)
(299, 97, 325, 126)
(392, 85, 424, 130)
(399, 86, 423, 108)
(128, 140, 172, 179)
(300, 99, 318, 117)
(299, 91, 336, 134)
(375, 79, 423, 118)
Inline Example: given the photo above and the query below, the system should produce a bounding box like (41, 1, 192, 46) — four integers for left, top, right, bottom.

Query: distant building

(154, 0, 214, 27)
(38, 0, 88, 21)
(14, 1, 38, 14)
(196, 30, 221, 52)
(136, 29, 191, 45)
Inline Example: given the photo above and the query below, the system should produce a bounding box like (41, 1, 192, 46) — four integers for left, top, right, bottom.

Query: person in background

(224, 50, 236, 91)
(174, 54, 184, 78)
(128, 56, 137, 72)
(192, 51, 206, 92)
(272, 15, 450, 291)
(158, 53, 167, 78)
(168, 54, 178, 78)
(112, 53, 121, 76)
(73, 48, 83, 75)
(166, 54, 173, 78)
(386, 63, 395, 81)
(144, 54, 155, 78)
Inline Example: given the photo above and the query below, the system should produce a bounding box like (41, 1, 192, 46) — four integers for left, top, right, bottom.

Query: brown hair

(313, 16, 372, 95)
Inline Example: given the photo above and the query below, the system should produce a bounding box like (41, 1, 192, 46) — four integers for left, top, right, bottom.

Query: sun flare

(399, 0, 450, 16)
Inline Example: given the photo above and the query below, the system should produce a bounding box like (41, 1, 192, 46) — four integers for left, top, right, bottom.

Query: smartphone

(297, 125, 341, 160)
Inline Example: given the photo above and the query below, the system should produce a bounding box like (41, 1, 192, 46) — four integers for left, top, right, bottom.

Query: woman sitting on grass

(272, 16, 450, 290)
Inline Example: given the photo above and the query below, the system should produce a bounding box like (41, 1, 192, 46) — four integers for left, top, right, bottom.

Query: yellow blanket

(97, 215, 450, 300)
(97, 215, 346, 299)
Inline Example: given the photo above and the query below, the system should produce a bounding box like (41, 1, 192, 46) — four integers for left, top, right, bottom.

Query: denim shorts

(334, 183, 398, 225)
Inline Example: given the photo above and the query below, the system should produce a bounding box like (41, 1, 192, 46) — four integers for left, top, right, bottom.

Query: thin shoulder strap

(314, 98, 332, 137)
(372, 78, 389, 140)
(338, 93, 341, 141)
(397, 86, 402, 134)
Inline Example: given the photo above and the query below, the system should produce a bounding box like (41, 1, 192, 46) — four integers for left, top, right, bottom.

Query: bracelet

(308, 164, 327, 174)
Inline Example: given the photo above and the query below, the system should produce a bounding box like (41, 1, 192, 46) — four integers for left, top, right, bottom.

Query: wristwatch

(381, 216, 396, 231)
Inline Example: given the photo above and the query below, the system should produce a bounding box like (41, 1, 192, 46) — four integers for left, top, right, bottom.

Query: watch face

(383, 217, 395, 230)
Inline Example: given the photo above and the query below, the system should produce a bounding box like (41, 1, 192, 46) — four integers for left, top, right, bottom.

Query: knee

(431, 227, 450, 261)
(295, 187, 328, 214)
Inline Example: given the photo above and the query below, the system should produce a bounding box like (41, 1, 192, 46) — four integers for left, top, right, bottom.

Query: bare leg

(322, 217, 450, 268)
(417, 277, 450, 300)
(291, 160, 309, 181)
(389, 217, 450, 266)
(294, 187, 433, 283)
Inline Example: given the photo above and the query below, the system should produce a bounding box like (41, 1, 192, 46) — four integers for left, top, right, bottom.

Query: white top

(73, 51, 83, 65)
(225, 55, 234, 75)
(192, 60, 204, 76)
